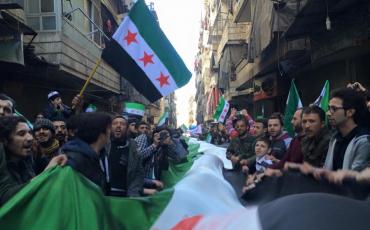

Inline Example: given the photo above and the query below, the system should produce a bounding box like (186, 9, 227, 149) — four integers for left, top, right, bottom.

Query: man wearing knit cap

(32, 118, 61, 174)
(43, 91, 82, 121)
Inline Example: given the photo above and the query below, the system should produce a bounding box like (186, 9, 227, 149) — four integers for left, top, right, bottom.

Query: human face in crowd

(253, 122, 266, 137)
(129, 122, 137, 134)
(327, 97, 349, 128)
(302, 113, 324, 138)
(34, 128, 53, 144)
(235, 120, 248, 137)
(35, 113, 44, 121)
(255, 141, 270, 158)
(111, 117, 127, 139)
(5, 122, 33, 159)
(268, 118, 282, 138)
(0, 99, 13, 117)
(138, 124, 149, 135)
(291, 109, 303, 134)
(53, 120, 67, 143)
(51, 97, 62, 107)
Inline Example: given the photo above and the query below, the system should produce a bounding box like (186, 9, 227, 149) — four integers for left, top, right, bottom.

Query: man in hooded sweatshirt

(61, 112, 112, 194)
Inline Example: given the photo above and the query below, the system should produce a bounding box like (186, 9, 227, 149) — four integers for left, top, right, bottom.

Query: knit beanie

(33, 118, 55, 133)
(47, 91, 60, 101)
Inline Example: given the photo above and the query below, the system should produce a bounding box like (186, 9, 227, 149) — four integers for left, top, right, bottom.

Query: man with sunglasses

(325, 88, 370, 171)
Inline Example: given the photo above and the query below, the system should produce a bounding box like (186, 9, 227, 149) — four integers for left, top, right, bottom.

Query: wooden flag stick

(79, 59, 102, 96)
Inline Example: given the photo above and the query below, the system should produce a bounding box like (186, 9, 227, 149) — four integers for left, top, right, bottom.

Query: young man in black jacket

(107, 115, 144, 197)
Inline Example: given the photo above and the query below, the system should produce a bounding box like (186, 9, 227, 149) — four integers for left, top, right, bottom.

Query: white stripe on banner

(113, 17, 178, 97)
(151, 139, 247, 229)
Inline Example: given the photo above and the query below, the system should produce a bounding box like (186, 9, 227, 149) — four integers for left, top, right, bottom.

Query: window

(87, 0, 102, 46)
(26, 0, 57, 31)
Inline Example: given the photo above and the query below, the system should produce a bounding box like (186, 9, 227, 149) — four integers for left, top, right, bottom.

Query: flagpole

(79, 59, 102, 97)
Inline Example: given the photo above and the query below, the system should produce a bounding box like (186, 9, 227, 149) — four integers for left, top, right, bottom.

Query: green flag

(124, 102, 145, 116)
(284, 80, 303, 136)
(314, 80, 330, 112)
(157, 111, 169, 126)
(213, 96, 229, 123)
(0, 142, 202, 229)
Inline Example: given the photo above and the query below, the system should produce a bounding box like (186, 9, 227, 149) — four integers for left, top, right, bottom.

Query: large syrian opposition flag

(0, 139, 233, 229)
(102, 0, 191, 102)
(213, 96, 229, 123)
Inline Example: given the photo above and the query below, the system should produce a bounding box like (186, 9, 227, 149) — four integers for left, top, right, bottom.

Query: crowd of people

(220, 83, 370, 203)
(0, 91, 189, 205)
(1, 81, 370, 220)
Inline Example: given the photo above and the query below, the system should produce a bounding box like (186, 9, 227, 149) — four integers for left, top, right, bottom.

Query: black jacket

(43, 103, 73, 121)
(62, 139, 108, 194)
(106, 138, 144, 197)
(0, 144, 23, 205)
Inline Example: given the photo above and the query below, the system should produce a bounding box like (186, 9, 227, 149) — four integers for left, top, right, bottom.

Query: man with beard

(300, 105, 331, 167)
(269, 108, 304, 169)
(127, 117, 139, 139)
(0, 116, 67, 205)
(267, 113, 292, 162)
(107, 115, 144, 197)
(52, 118, 68, 146)
(226, 115, 256, 170)
(135, 121, 163, 193)
(32, 118, 61, 174)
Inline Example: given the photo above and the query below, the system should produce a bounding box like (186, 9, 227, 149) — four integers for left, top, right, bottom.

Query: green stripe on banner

(129, 0, 191, 87)
(0, 142, 203, 229)
(125, 102, 145, 111)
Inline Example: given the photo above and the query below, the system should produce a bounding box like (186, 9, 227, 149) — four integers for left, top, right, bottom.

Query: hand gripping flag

(102, 0, 192, 102)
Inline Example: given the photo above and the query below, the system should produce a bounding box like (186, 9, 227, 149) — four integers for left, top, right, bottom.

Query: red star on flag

(124, 30, 138, 45)
(156, 72, 170, 87)
(223, 109, 228, 113)
(221, 115, 225, 119)
(139, 52, 154, 66)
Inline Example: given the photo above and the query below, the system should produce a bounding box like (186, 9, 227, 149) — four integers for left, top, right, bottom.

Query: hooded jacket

(61, 139, 107, 193)
(324, 128, 370, 171)
(270, 131, 292, 160)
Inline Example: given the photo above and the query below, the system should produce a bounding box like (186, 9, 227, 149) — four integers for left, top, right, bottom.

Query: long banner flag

(102, 0, 191, 102)
(0, 138, 233, 229)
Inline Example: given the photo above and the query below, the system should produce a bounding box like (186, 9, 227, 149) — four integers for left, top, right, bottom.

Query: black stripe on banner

(102, 40, 162, 103)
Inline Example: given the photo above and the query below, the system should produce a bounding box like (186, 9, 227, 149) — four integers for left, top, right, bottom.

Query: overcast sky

(148, 0, 202, 126)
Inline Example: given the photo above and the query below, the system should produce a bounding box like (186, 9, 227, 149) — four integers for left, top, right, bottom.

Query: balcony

(0, 0, 24, 9)
(233, 0, 251, 23)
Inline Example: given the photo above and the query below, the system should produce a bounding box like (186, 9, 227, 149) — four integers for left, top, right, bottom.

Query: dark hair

(74, 112, 112, 144)
(232, 115, 249, 128)
(268, 112, 284, 126)
(136, 121, 149, 129)
(255, 118, 268, 128)
(255, 136, 271, 148)
(0, 93, 15, 112)
(0, 116, 27, 142)
(302, 105, 326, 122)
(331, 88, 368, 125)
